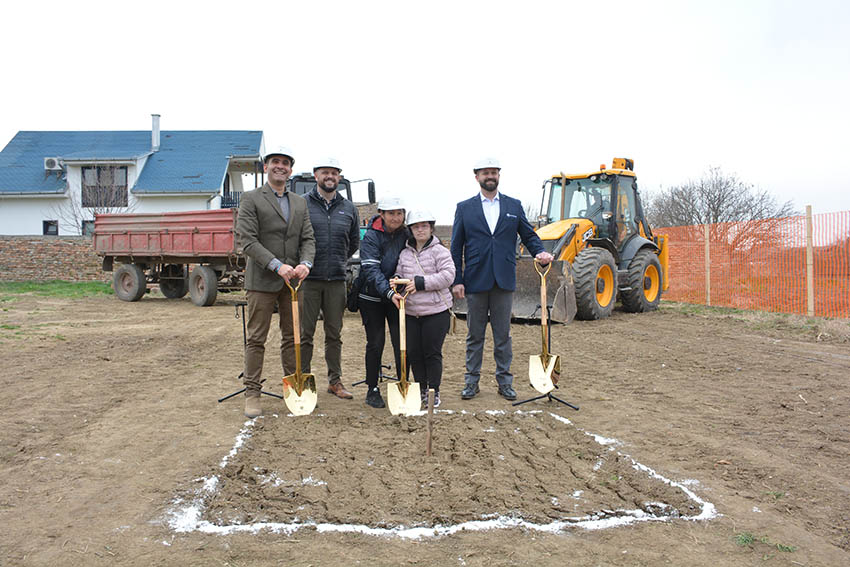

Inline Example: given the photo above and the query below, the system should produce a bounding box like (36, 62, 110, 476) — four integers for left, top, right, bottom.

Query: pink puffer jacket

(395, 235, 455, 317)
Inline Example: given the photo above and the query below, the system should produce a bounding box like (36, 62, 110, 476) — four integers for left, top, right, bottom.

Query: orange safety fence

(658, 210, 850, 318)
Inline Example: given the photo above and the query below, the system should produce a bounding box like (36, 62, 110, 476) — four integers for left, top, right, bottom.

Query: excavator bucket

(513, 259, 576, 323)
(452, 260, 576, 323)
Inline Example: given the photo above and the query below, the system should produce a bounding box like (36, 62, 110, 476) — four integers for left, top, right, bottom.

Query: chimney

(151, 113, 161, 151)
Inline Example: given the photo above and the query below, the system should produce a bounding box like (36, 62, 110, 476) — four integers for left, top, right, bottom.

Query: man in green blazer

(236, 146, 316, 418)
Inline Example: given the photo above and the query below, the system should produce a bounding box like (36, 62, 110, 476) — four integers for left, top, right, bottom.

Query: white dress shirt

(480, 192, 500, 234)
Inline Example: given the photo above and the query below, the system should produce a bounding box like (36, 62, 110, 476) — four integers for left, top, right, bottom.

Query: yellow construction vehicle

(513, 158, 669, 322)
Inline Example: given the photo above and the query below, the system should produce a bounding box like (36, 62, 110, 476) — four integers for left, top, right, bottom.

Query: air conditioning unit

(44, 157, 63, 171)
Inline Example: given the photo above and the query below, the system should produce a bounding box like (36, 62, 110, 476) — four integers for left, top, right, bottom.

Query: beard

(479, 178, 498, 192)
(318, 179, 338, 193)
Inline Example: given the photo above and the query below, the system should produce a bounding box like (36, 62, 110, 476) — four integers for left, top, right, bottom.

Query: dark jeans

(406, 310, 450, 394)
(359, 298, 401, 389)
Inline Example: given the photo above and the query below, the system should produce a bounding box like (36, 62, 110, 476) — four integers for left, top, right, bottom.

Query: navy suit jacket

(450, 193, 545, 293)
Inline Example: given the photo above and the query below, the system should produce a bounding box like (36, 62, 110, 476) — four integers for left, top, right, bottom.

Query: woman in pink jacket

(393, 210, 455, 408)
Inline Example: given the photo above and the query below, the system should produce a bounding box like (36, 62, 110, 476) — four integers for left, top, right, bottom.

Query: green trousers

(300, 280, 346, 385)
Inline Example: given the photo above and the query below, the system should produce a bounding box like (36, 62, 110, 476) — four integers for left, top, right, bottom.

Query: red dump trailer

(93, 209, 244, 306)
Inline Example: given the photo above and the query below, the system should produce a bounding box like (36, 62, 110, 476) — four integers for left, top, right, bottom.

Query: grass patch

(733, 532, 797, 553)
(1, 323, 21, 330)
(660, 301, 850, 342)
(0, 281, 112, 299)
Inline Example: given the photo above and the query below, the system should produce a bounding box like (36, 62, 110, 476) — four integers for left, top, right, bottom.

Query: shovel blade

(387, 380, 421, 416)
(529, 354, 560, 394)
(283, 373, 317, 416)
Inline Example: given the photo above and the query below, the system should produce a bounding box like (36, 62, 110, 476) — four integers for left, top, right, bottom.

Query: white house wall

(132, 196, 213, 213)
(0, 157, 221, 234)
(0, 197, 69, 235)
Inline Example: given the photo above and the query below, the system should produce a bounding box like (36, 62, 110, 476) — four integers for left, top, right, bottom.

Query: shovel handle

(285, 278, 304, 392)
(391, 278, 412, 300)
(398, 293, 407, 386)
(392, 278, 411, 389)
(535, 260, 550, 356)
(284, 277, 302, 295)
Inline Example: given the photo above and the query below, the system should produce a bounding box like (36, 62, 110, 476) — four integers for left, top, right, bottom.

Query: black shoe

(461, 384, 480, 400)
(498, 385, 517, 400)
(365, 386, 385, 408)
(420, 390, 441, 408)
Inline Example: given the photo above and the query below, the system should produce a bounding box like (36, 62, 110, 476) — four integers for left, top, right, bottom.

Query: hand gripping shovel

(387, 279, 421, 416)
(282, 278, 318, 416)
(529, 261, 560, 394)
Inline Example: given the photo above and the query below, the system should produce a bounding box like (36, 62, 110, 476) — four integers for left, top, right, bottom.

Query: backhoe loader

(511, 158, 669, 322)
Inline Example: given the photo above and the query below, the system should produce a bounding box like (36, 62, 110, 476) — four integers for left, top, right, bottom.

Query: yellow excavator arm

(535, 218, 596, 263)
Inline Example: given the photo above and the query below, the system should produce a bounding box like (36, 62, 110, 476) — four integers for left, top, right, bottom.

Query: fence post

(704, 223, 711, 306)
(806, 205, 814, 317)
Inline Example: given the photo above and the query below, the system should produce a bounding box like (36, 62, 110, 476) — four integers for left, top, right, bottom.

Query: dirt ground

(1, 289, 848, 566)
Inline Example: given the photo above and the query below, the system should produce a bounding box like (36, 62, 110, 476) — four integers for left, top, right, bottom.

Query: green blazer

(236, 183, 316, 292)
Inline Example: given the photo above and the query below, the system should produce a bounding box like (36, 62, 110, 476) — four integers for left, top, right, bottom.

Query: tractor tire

(159, 264, 188, 299)
(621, 249, 663, 313)
(573, 247, 617, 320)
(189, 265, 218, 307)
(113, 264, 147, 302)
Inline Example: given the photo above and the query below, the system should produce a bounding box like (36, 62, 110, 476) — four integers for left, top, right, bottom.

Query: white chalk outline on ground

(167, 411, 717, 538)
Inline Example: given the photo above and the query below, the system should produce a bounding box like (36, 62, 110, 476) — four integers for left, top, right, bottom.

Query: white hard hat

(473, 157, 501, 172)
(313, 157, 342, 172)
(377, 196, 405, 212)
(406, 209, 436, 225)
(264, 146, 295, 165)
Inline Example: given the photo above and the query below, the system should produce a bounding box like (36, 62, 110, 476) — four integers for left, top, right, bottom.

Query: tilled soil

(0, 291, 848, 566)
(201, 411, 697, 529)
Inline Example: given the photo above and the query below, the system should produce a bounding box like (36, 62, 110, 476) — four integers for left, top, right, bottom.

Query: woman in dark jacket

(357, 197, 409, 408)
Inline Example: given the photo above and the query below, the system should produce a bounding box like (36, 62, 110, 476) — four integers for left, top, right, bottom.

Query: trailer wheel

(159, 264, 188, 299)
(573, 247, 616, 320)
(113, 264, 147, 302)
(620, 249, 663, 313)
(189, 265, 218, 306)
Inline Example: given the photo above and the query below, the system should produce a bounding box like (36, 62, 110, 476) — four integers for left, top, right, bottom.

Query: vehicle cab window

(615, 175, 638, 242)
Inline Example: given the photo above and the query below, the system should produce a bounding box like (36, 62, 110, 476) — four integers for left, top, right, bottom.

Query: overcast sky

(2, 0, 848, 223)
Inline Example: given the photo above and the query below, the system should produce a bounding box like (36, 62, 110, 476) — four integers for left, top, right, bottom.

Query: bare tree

(50, 165, 136, 235)
(644, 167, 797, 250)
(523, 202, 540, 224)
(646, 166, 796, 228)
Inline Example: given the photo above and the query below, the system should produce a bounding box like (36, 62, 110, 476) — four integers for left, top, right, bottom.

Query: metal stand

(512, 303, 579, 411)
(352, 364, 399, 387)
(512, 390, 579, 410)
(217, 301, 284, 404)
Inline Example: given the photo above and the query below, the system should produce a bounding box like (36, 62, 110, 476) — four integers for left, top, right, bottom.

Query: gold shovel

(529, 261, 560, 394)
(282, 278, 317, 416)
(387, 279, 421, 416)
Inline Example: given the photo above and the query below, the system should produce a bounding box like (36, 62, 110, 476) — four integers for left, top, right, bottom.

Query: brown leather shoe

(328, 381, 354, 399)
(244, 395, 262, 418)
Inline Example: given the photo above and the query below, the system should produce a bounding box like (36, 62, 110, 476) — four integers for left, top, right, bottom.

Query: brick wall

(356, 203, 378, 224)
(0, 225, 455, 283)
(0, 236, 107, 282)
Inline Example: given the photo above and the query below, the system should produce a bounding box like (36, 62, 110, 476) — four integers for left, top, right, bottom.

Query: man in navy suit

(451, 158, 554, 400)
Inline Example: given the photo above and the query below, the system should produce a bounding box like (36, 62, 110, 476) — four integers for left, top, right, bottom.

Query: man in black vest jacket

(300, 157, 360, 399)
